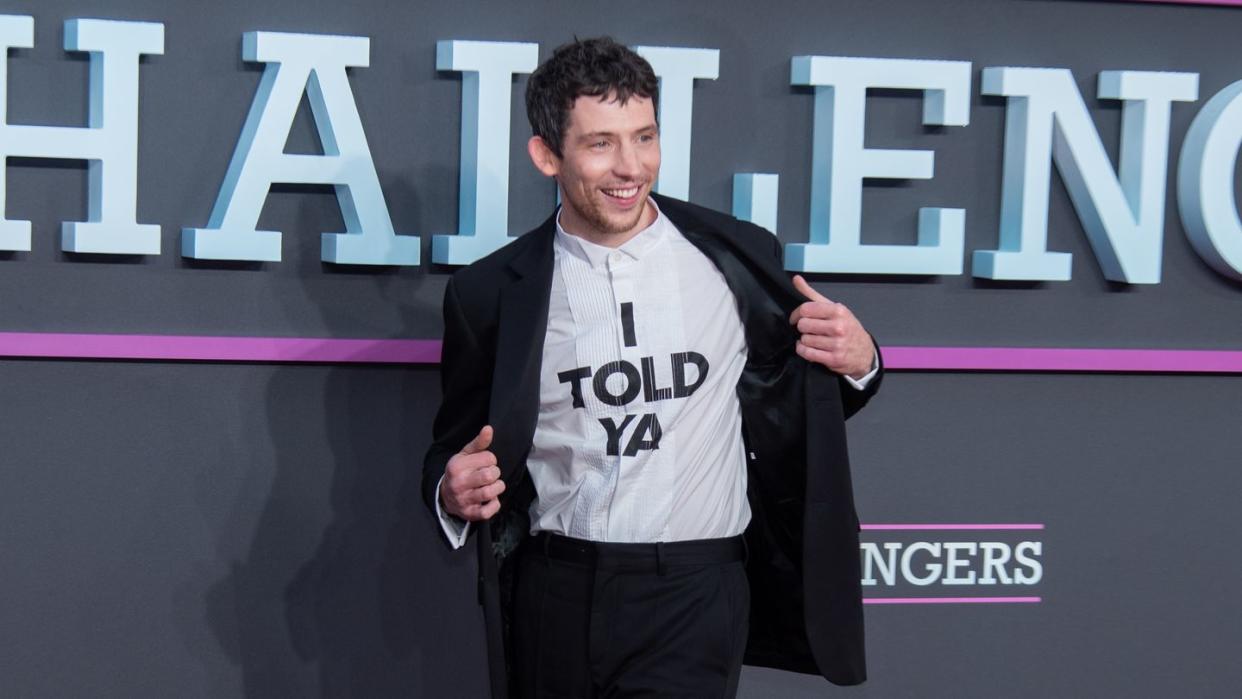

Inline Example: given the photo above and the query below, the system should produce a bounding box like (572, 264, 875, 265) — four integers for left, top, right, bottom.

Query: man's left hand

(789, 274, 875, 380)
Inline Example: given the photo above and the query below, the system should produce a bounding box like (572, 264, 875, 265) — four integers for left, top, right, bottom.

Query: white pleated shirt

(436, 201, 874, 547)
(525, 205, 752, 542)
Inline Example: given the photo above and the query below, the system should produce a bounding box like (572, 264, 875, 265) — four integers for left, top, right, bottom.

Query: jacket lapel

(488, 215, 556, 482)
(669, 211, 800, 364)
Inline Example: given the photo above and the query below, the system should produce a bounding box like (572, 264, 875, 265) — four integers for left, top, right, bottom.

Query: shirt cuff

(434, 474, 471, 549)
(843, 353, 880, 391)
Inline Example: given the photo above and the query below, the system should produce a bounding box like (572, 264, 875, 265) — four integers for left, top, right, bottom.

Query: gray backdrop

(1, 0, 1239, 696)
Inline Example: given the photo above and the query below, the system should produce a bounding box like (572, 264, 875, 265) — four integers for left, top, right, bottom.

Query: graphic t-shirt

(527, 203, 750, 542)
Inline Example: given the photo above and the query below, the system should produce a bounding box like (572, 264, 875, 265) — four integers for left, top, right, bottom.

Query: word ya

(3, 16, 1242, 283)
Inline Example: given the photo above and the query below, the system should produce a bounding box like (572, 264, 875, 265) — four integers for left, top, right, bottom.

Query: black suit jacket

(424, 194, 882, 696)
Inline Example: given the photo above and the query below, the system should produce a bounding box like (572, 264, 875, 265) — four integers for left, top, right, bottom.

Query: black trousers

(512, 533, 750, 699)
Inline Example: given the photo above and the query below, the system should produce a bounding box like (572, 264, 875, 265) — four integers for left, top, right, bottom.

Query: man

(424, 37, 881, 698)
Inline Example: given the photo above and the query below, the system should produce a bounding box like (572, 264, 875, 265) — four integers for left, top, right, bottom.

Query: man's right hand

(439, 425, 505, 521)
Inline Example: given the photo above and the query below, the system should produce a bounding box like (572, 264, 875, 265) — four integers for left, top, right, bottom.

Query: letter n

(975, 68, 1197, 282)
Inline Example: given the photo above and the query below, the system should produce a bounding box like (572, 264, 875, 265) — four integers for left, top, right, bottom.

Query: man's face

(529, 94, 660, 245)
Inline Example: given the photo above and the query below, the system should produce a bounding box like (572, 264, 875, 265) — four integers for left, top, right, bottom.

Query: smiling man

(423, 37, 882, 698)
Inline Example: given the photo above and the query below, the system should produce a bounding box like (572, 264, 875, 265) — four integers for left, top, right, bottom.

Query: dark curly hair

(525, 37, 659, 157)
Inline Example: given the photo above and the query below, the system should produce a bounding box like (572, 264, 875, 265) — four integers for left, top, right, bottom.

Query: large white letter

(941, 542, 978, 585)
(787, 56, 971, 275)
(0, 16, 163, 254)
(975, 68, 1197, 282)
(432, 40, 538, 266)
(183, 31, 416, 265)
(1178, 79, 1242, 280)
(634, 46, 719, 201)
(732, 173, 779, 233)
(978, 542, 1013, 585)
(900, 541, 943, 586)
(860, 542, 901, 586)
(1013, 541, 1043, 585)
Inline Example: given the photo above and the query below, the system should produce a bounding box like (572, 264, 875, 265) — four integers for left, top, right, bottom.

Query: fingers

(797, 333, 874, 379)
(789, 278, 847, 327)
(478, 478, 506, 502)
(441, 426, 505, 521)
(795, 316, 850, 338)
(796, 337, 857, 366)
(792, 274, 830, 303)
(795, 339, 825, 365)
(453, 475, 507, 507)
(477, 499, 502, 520)
(796, 336, 850, 368)
(442, 470, 506, 522)
(445, 452, 499, 492)
(790, 299, 848, 327)
(455, 496, 503, 521)
(459, 425, 494, 455)
(787, 278, 874, 376)
(461, 462, 501, 489)
(446, 446, 497, 480)
(797, 332, 846, 353)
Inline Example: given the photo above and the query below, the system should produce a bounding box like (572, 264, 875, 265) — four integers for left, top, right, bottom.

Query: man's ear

(527, 136, 560, 178)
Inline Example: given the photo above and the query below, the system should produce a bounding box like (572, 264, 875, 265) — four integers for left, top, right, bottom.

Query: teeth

(604, 187, 639, 198)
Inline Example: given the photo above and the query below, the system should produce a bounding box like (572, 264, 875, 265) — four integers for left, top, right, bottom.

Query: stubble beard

(572, 185, 650, 241)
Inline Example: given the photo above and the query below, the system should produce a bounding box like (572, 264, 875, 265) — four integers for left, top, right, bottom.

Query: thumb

(460, 425, 494, 455)
(792, 274, 831, 304)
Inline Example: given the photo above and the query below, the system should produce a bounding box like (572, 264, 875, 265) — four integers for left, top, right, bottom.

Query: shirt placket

(605, 250, 645, 540)
(559, 250, 622, 540)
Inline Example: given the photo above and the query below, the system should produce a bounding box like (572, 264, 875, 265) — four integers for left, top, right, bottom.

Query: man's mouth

(602, 185, 642, 203)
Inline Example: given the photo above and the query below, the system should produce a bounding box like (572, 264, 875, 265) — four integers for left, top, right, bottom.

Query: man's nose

(613, 143, 642, 179)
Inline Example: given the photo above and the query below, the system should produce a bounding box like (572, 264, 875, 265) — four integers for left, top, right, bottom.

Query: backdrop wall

(1, 0, 1238, 696)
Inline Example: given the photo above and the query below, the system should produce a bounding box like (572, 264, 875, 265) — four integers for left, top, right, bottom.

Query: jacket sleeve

(838, 336, 883, 420)
(422, 276, 494, 521)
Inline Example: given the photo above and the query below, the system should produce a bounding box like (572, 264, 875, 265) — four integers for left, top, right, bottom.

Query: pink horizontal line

(861, 523, 1044, 531)
(1118, 0, 1242, 6)
(863, 597, 1042, 605)
(882, 346, 1242, 373)
(0, 333, 1239, 372)
(0, 332, 441, 364)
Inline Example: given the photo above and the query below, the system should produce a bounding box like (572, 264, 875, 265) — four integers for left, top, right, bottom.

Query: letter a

(623, 413, 662, 456)
(183, 31, 417, 264)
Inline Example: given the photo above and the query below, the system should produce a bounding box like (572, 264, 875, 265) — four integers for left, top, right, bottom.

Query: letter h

(0, 16, 164, 254)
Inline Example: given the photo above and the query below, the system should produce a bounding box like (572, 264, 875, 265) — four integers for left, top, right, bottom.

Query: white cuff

(434, 474, 471, 549)
(843, 353, 880, 391)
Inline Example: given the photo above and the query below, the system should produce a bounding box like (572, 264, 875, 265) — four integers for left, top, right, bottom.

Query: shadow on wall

(203, 180, 489, 697)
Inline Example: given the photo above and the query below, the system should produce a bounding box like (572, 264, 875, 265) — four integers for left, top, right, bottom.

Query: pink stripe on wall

(863, 597, 1042, 605)
(0, 332, 441, 364)
(1, 333, 1241, 372)
(882, 346, 1242, 373)
(861, 523, 1044, 531)
(1119, 0, 1242, 6)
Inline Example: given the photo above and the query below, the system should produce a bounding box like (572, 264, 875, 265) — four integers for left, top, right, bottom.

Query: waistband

(527, 532, 746, 573)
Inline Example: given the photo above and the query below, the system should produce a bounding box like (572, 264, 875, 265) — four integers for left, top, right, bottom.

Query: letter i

(620, 302, 637, 347)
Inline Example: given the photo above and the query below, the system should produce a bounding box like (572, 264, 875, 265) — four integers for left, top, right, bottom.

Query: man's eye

(591, 141, 610, 149)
